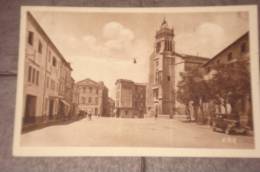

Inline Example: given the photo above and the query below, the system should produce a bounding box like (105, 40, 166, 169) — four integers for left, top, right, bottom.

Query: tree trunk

(185, 103, 191, 121)
(193, 105, 198, 122)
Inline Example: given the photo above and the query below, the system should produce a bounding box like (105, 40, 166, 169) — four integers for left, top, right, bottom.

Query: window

(38, 41, 42, 54)
(156, 42, 161, 53)
(45, 98, 48, 112)
(32, 68, 35, 84)
(82, 87, 86, 93)
(227, 52, 233, 61)
(52, 57, 56, 67)
(53, 81, 55, 90)
(241, 43, 247, 53)
(157, 72, 162, 84)
(167, 76, 170, 81)
(51, 80, 55, 90)
(28, 66, 32, 82)
(165, 40, 172, 51)
(48, 51, 51, 62)
(155, 72, 158, 83)
(89, 87, 92, 93)
(95, 97, 98, 104)
(88, 97, 92, 104)
(36, 71, 39, 85)
(28, 31, 34, 45)
(96, 89, 99, 94)
(165, 41, 168, 51)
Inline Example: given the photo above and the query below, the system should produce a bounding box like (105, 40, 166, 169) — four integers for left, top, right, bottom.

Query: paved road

(21, 117, 254, 149)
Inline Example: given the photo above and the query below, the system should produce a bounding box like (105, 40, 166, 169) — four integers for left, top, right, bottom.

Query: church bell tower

(148, 18, 175, 118)
(155, 18, 175, 54)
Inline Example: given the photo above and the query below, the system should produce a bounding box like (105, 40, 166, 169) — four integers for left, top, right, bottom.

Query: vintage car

(212, 113, 247, 135)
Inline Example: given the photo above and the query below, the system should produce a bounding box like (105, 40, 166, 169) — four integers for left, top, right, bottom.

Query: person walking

(154, 106, 158, 119)
(88, 110, 92, 120)
(84, 110, 88, 118)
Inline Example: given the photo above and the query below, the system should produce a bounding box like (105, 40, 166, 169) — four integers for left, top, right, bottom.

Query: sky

(32, 10, 249, 98)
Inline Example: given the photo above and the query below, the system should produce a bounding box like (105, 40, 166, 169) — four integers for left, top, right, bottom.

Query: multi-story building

(76, 78, 108, 116)
(134, 83, 146, 117)
(23, 12, 74, 126)
(202, 32, 249, 70)
(71, 81, 80, 118)
(201, 32, 251, 128)
(57, 63, 74, 119)
(147, 19, 209, 118)
(115, 79, 146, 118)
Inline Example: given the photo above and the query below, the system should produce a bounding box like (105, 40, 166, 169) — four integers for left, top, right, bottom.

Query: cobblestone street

(21, 117, 254, 149)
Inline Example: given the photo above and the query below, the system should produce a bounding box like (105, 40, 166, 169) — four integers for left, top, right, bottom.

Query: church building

(147, 19, 209, 118)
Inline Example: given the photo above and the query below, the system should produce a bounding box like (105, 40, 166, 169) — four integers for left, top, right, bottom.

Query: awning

(60, 99, 70, 107)
(49, 95, 63, 99)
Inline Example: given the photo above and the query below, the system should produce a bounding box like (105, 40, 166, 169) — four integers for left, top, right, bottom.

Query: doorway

(49, 99, 54, 119)
(24, 94, 37, 123)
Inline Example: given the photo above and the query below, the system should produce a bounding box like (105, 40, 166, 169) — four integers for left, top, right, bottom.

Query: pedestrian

(88, 110, 92, 120)
(154, 108, 158, 119)
(85, 110, 88, 118)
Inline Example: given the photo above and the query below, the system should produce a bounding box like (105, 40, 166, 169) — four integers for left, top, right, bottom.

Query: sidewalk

(22, 116, 86, 134)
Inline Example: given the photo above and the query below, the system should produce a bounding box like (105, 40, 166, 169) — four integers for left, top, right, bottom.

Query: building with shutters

(23, 12, 74, 127)
(76, 78, 109, 116)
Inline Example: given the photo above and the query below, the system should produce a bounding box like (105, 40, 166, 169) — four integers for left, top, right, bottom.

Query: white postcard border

(13, 5, 260, 157)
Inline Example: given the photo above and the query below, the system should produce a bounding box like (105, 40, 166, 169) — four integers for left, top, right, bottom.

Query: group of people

(78, 110, 101, 120)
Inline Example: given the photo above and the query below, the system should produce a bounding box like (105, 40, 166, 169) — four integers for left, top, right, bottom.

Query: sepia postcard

(13, 5, 260, 157)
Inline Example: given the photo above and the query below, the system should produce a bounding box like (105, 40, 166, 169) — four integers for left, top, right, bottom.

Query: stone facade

(115, 79, 146, 118)
(147, 19, 209, 118)
(76, 78, 108, 116)
(23, 12, 74, 125)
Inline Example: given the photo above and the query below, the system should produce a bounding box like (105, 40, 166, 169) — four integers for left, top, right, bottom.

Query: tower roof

(156, 18, 174, 39)
(160, 18, 169, 29)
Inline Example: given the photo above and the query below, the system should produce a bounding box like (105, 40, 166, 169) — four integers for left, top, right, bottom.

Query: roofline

(174, 52, 209, 61)
(135, 83, 147, 86)
(76, 78, 108, 89)
(76, 78, 98, 84)
(27, 12, 72, 70)
(115, 79, 135, 84)
(202, 31, 249, 67)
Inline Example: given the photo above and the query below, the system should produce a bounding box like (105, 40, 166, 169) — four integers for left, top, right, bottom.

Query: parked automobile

(212, 113, 247, 135)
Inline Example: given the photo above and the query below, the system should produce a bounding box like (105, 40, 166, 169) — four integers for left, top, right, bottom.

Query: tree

(209, 60, 251, 121)
(176, 70, 210, 122)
